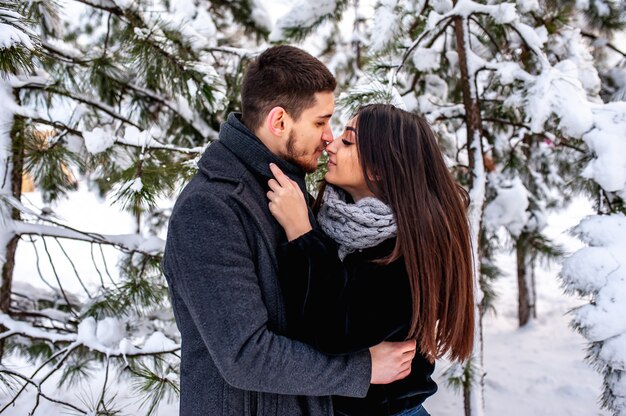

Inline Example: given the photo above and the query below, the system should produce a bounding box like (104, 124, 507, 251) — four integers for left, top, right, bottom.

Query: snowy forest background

(1, 0, 625, 415)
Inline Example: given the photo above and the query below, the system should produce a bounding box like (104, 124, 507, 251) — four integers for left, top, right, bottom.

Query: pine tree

(0, 0, 271, 413)
(558, 2, 626, 415)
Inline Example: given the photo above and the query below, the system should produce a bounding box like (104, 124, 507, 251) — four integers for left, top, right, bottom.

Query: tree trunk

(517, 231, 537, 326)
(0, 102, 25, 361)
(454, 14, 487, 416)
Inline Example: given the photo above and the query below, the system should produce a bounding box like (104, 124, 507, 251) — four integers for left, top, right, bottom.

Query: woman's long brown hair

(319, 104, 474, 362)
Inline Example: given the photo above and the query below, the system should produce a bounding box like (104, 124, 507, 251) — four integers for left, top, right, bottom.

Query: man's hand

(370, 340, 417, 384)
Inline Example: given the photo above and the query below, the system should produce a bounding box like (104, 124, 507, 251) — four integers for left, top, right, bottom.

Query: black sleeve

(278, 229, 411, 355)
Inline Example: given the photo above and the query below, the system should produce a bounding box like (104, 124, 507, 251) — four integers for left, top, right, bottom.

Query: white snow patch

(83, 127, 117, 154)
(484, 176, 529, 237)
(412, 47, 441, 72)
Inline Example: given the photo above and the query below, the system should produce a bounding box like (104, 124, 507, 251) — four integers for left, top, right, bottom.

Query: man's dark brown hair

(241, 45, 337, 132)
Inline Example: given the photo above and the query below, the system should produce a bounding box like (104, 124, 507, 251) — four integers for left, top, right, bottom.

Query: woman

(267, 104, 474, 416)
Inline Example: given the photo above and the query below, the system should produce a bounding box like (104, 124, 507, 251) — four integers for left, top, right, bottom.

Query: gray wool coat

(162, 113, 371, 416)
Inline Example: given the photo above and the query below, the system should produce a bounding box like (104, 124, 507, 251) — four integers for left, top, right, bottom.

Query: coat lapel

(231, 181, 281, 272)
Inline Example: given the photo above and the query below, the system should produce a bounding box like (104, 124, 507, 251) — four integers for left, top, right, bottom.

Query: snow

(251, 0, 273, 33)
(592, 0, 611, 17)
(0, 8, 38, 50)
(412, 47, 441, 72)
(581, 102, 626, 199)
(444, 0, 517, 24)
(548, 31, 599, 98)
(576, 0, 590, 10)
(82, 127, 117, 154)
(512, 21, 546, 49)
(490, 3, 517, 24)
(143, 331, 178, 353)
(601, 333, 626, 371)
(128, 177, 143, 193)
(369, 0, 399, 53)
(525, 61, 594, 137)
(95, 317, 126, 347)
(494, 61, 527, 85)
(336, 76, 406, 123)
(0, 312, 75, 343)
(561, 246, 617, 294)
(516, 0, 539, 13)
(431, 0, 453, 14)
(269, 0, 338, 41)
(0, 22, 35, 50)
(483, 176, 530, 237)
(563, 214, 626, 342)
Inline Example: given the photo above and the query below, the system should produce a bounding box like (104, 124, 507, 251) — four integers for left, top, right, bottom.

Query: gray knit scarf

(317, 185, 397, 260)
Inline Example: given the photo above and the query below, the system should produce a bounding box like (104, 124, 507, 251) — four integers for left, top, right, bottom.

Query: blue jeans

(393, 405, 430, 416)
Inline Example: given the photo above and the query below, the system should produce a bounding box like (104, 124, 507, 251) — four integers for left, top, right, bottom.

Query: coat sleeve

(163, 191, 371, 396)
(278, 229, 412, 355)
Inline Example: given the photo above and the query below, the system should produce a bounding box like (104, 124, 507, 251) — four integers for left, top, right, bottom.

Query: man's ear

(266, 107, 288, 136)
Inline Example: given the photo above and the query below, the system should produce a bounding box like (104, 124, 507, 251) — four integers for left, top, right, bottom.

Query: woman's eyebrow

(345, 126, 356, 133)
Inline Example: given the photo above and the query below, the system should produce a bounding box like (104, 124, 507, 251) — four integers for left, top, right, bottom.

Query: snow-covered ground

(2, 185, 609, 415)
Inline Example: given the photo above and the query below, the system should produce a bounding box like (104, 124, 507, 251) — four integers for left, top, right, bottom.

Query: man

(163, 45, 415, 416)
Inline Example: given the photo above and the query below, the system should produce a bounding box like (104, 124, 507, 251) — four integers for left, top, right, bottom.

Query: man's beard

(280, 130, 319, 174)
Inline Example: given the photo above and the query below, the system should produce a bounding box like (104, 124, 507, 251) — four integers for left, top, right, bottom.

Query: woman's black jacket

(278, 229, 438, 416)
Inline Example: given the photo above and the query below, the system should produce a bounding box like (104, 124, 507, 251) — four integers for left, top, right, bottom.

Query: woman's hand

(267, 163, 312, 241)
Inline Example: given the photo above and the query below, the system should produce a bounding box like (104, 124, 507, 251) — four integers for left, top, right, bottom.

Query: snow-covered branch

(12, 222, 165, 256)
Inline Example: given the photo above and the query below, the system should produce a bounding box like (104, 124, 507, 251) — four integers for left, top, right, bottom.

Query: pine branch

(40, 237, 79, 319)
(0, 315, 180, 357)
(27, 235, 58, 292)
(580, 30, 626, 58)
(40, 44, 197, 136)
(0, 367, 88, 415)
(13, 221, 164, 257)
(71, 0, 122, 15)
(30, 118, 206, 154)
(469, 16, 503, 55)
(395, 16, 454, 78)
(0, 342, 80, 413)
(53, 237, 93, 299)
(17, 83, 140, 128)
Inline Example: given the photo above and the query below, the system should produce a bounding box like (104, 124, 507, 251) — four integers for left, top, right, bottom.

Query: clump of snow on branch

(369, 0, 400, 53)
(337, 76, 406, 123)
(0, 7, 38, 50)
(83, 127, 117, 154)
(484, 176, 530, 237)
(250, 0, 273, 33)
(525, 61, 594, 137)
(581, 102, 626, 200)
(548, 28, 601, 97)
(562, 215, 626, 343)
(269, 0, 338, 41)
(413, 47, 441, 72)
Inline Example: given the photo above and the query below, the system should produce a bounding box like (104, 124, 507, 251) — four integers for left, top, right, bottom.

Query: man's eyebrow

(317, 114, 333, 119)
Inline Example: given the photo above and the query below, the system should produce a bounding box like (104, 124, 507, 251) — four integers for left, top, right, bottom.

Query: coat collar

(200, 113, 308, 191)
